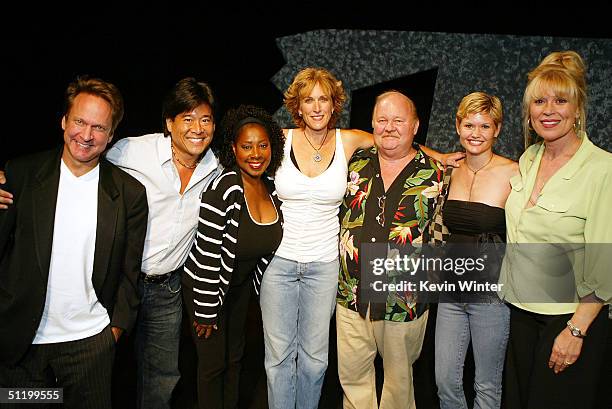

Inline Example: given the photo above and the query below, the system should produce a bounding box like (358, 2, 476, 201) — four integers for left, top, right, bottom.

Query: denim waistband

(139, 268, 180, 284)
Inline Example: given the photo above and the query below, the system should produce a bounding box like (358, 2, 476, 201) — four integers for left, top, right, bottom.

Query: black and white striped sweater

(183, 167, 283, 325)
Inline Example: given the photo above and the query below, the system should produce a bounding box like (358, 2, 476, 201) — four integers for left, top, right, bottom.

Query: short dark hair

(214, 105, 285, 176)
(64, 75, 124, 135)
(162, 77, 216, 137)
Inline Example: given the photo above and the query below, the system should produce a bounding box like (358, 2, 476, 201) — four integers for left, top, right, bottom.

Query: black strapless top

(439, 200, 506, 303)
(443, 199, 506, 243)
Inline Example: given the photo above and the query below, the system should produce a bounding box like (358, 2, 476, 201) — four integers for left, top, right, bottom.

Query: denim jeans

(135, 270, 182, 409)
(435, 302, 510, 409)
(259, 255, 339, 409)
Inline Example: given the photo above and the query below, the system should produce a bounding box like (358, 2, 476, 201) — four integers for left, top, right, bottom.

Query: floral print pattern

(337, 146, 443, 322)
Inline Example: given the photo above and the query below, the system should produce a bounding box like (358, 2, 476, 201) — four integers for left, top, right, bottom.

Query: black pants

(504, 305, 609, 409)
(182, 276, 253, 409)
(0, 325, 115, 409)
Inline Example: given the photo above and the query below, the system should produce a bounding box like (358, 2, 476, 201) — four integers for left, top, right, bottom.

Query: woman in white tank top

(259, 67, 371, 409)
(259, 67, 460, 409)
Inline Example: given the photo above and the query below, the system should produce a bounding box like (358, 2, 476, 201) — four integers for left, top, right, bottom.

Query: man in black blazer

(0, 76, 148, 409)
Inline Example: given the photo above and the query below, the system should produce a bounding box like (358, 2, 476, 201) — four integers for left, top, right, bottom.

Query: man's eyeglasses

(376, 195, 386, 227)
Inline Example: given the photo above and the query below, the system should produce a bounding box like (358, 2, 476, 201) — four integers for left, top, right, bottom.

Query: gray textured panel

(272, 30, 612, 160)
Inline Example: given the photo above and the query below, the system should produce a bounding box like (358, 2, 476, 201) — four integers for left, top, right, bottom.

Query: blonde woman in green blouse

(500, 50, 612, 409)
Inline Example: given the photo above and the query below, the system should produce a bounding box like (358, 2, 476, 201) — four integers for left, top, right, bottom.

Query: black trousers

(504, 305, 609, 409)
(182, 276, 253, 409)
(0, 324, 115, 409)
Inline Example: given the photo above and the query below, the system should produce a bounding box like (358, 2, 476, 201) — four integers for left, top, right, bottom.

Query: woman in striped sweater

(182, 104, 285, 409)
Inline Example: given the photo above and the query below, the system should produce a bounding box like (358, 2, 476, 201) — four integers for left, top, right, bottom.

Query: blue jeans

(135, 270, 182, 409)
(435, 302, 510, 409)
(260, 255, 339, 409)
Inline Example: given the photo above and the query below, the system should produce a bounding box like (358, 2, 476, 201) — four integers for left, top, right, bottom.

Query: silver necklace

(303, 130, 329, 162)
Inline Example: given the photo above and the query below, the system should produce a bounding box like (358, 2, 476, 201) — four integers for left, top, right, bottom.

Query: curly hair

(213, 104, 285, 176)
(283, 67, 346, 129)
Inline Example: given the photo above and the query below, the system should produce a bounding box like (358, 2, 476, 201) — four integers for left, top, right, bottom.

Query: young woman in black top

(431, 92, 518, 409)
(182, 105, 285, 409)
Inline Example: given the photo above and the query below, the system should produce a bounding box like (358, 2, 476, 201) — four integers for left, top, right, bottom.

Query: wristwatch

(566, 320, 585, 338)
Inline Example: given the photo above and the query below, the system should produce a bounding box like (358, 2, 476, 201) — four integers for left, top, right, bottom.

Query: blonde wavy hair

(283, 67, 347, 129)
(522, 50, 587, 148)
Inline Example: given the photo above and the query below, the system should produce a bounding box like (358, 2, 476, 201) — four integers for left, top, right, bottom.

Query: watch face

(571, 328, 580, 336)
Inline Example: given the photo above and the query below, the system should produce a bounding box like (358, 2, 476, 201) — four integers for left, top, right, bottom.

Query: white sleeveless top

(274, 129, 348, 262)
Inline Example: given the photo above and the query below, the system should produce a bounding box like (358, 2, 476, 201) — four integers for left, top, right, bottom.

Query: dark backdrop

(1, 4, 611, 409)
(2, 3, 611, 167)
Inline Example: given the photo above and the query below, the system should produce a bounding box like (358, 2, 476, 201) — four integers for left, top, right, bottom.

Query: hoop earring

(574, 118, 581, 130)
(528, 117, 534, 131)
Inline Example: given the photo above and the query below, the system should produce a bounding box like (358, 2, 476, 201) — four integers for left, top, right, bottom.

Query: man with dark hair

(104, 77, 220, 409)
(0, 76, 148, 408)
(0, 77, 220, 408)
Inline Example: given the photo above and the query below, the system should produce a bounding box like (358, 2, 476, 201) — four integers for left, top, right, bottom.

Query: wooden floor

(112, 302, 612, 409)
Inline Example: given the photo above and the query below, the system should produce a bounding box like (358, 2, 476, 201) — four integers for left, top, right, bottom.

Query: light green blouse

(499, 132, 612, 314)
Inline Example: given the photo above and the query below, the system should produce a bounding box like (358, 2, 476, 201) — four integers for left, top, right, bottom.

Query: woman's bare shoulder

(340, 128, 373, 151)
(340, 128, 370, 137)
(494, 155, 519, 178)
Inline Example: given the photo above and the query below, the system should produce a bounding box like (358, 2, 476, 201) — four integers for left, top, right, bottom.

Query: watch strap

(566, 320, 585, 338)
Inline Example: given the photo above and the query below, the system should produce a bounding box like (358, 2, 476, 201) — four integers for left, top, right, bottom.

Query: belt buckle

(141, 272, 170, 284)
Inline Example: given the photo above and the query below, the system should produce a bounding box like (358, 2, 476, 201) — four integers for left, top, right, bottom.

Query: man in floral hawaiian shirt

(336, 90, 443, 409)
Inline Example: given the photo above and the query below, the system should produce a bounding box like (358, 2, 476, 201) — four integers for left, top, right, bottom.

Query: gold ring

(564, 360, 572, 365)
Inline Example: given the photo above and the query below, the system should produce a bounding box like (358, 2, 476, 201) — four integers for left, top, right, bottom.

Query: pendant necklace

(303, 129, 329, 163)
(171, 142, 200, 169)
(466, 154, 494, 200)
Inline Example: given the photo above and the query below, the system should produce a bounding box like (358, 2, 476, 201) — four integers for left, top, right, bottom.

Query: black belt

(139, 270, 178, 284)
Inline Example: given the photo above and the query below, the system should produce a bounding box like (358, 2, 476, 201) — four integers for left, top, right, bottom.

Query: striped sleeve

(183, 171, 241, 325)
